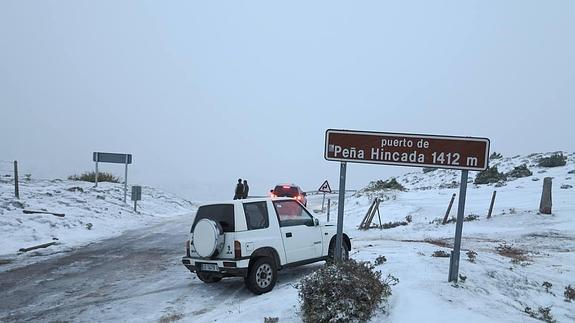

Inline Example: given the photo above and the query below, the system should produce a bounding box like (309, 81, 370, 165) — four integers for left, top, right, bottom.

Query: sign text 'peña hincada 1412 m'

(324, 129, 490, 171)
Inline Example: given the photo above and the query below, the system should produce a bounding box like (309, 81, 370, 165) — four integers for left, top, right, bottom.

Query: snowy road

(0, 215, 198, 322)
(0, 213, 322, 322)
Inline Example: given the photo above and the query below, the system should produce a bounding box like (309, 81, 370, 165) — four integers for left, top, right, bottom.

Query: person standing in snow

(242, 180, 249, 199)
(234, 179, 244, 200)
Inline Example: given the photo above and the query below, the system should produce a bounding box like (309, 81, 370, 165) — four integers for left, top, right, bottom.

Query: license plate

(200, 263, 219, 272)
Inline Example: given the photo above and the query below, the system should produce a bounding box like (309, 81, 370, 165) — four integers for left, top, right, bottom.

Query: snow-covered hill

(1, 152, 573, 322)
(0, 179, 196, 264)
(311, 151, 575, 322)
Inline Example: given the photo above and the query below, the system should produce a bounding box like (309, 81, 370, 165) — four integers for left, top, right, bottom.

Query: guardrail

(304, 190, 358, 196)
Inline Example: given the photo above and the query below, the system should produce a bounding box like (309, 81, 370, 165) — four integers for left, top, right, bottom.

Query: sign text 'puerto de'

(325, 129, 489, 171)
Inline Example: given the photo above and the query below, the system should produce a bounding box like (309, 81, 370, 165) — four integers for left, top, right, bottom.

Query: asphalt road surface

(0, 215, 197, 322)
(0, 197, 331, 322)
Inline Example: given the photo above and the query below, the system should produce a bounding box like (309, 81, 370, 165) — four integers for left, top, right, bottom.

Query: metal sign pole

(448, 170, 469, 282)
(321, 193, 326, 211)
(124, 155, 128, 204)
(94, 153, 99, 187)
(335, 162, 347, 263)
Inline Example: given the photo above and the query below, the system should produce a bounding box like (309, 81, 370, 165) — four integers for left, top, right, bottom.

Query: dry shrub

(69, 171, 120, 183)
(298, 259, 397, 322)
(565, 285, 575, 302)
(431, 250, 450, 258)
(496, 243, 530, 263)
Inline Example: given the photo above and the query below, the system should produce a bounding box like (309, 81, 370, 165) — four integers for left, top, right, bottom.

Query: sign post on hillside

(324, 129, 490, 281)
(318, 180, 332, 211)
(93, 152, 133, 204)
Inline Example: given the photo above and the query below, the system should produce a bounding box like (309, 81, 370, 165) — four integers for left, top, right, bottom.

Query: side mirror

(302, 192, 307, 196)
(314, 218, 319, 226)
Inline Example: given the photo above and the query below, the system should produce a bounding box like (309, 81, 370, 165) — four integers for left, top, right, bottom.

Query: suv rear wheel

(245, 257, 277, 294)
(197, 272, 223, 283)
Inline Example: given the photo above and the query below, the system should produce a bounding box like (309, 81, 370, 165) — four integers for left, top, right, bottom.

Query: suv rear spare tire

(193, 219, 224, 258)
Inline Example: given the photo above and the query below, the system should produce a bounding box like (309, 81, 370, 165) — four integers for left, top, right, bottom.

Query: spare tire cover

(194, 219, 224, 258)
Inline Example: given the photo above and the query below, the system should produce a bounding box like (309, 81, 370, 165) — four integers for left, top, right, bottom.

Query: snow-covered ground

(1, 152, 574, 322)
(0, 178, 196, 266)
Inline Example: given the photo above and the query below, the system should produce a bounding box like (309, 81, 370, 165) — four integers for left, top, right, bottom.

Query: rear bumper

(182, 257, 249, 277)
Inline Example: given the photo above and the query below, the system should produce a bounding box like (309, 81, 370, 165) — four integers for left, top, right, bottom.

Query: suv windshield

(273, 186, 300, 197)
(192, 204, 235, 232)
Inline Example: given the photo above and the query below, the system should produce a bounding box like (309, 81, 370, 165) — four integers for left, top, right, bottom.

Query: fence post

(539, 177, 552, 214)
(442, 193, 456, 224)
(14, 161, 19, 199)
(487, 190, 497, 219)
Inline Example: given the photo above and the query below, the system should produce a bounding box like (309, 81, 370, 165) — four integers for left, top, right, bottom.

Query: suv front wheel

(245, 257, 277, 294)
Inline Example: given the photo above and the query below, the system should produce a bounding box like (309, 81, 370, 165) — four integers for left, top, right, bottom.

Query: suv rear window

(193, 204, 235, 232)
(273, 186, 300, 197)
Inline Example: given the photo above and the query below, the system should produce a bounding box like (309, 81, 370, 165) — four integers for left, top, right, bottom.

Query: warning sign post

(317, 180, 332, 211)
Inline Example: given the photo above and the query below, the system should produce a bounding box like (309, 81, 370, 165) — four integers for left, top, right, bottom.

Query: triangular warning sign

(318, 180, 332, 193)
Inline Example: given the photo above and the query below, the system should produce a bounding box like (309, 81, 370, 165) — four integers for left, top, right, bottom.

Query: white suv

(182, 198, 351, 294)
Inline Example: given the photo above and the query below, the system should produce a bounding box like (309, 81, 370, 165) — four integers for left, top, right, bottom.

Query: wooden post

(14, 160, 19, 199)
(360, 198, 377, 229)
(375, 199, 382, 227)
(442, 193, 456, 224)
(539, 177, 552, 214)
(487, 190, 497, 219)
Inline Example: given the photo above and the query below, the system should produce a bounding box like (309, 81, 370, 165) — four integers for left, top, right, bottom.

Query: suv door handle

(286, 232, 292, 238)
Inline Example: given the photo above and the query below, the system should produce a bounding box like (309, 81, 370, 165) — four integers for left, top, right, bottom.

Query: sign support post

(92, 152, 132, 201)
(448, 170, 469, 282)
(124, 155, 129, 204)
(94, 154, 99, 187)
(335, 162, 347, 263)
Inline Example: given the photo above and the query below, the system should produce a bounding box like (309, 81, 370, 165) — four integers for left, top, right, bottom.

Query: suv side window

(273, 200, 314, 227)
(193, 204, 235, 232)
(243, 202, 269, 230)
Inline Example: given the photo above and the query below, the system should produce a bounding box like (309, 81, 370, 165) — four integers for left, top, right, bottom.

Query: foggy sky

(1, 1, 574, 200)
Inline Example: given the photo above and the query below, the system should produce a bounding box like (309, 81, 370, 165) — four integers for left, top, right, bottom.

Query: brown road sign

(325, 129, 490, 171)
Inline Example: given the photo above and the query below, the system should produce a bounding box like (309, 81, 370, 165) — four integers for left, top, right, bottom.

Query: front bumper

(182, 257, 249, 277)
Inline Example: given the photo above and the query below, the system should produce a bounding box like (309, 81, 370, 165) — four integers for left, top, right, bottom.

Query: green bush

(466, 250, 477, 263)
(524, 306, 556, 323)
(298, 259, 397, 322)
(565, 285, 575, 302)
(474, 166, 506, 184)
(374, 255, 387, 266)
(68, 171, 120, 183)
(538, 153, 567, 167)
(432, 250, 450, 257)
(506, 164, 532, 179)
(490, 152, 503, 160)
(364, 178, 405, 191)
